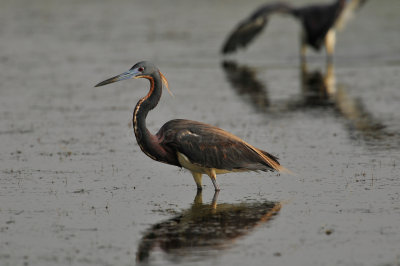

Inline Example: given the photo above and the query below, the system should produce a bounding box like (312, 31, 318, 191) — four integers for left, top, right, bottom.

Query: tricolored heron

(95, 61, 289, 191)
(221, 0, 366, 59)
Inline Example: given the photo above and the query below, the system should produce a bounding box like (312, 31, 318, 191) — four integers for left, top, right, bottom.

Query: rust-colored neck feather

(132, 73, 163, 160)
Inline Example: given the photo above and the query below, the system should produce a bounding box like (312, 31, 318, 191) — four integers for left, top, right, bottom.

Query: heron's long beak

(94, 69, 140, 87)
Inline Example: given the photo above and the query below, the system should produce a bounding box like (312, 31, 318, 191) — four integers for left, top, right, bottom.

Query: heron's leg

(191, 172, 203, 190)
(325, 29, 336, 61)
(206, 169, 220, 191)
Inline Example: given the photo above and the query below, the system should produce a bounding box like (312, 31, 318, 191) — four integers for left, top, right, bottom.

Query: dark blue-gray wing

(222, 2, 294, 54)
(159, 119, 280, 172)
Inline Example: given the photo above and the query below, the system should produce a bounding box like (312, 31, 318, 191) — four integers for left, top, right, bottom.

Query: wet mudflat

(1, 0, 400, 265)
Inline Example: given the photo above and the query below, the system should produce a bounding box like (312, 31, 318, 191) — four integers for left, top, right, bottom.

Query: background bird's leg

(325, 29, 336, 62)
(206, 169, 220, 191)
(191, 172, 203, 190)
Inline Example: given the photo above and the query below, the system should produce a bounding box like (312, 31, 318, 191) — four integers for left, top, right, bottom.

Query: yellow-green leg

(191, 172, 203, 190)
(325, 29, 336, 61)
(206, 169, 220, 191)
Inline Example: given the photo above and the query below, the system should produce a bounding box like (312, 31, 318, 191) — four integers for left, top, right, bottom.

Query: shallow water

(0, 0, 399, 266)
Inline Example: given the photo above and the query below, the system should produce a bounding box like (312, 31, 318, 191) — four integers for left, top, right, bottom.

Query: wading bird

(95, 61, 289, 191)
(222, 0, 366, 59)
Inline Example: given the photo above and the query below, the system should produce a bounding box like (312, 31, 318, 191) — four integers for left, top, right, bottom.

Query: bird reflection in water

(299, 61, 336, 107)
(136, 191, 281, 263)
(222, 61, 270, 113)
(300, 61, 397, 145)
(222, 60, 399, 148)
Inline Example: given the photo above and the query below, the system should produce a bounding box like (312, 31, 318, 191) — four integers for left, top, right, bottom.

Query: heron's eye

(138, 67, 144, 72)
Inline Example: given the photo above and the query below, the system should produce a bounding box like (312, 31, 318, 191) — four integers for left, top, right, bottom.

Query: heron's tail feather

(255, 148, 293, 174)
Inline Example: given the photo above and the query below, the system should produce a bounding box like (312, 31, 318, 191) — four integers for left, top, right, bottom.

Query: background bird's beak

(94, 69, 140, 87)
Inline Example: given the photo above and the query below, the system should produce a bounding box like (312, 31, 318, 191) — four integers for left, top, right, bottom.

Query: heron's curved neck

(133, 73, 162, 159)
(134, 74, 162, 127)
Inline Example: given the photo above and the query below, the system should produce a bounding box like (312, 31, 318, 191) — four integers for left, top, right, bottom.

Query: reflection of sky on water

(136, 191, 281, 263)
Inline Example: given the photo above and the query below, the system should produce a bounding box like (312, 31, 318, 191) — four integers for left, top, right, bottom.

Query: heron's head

(94, 61, 171, 95)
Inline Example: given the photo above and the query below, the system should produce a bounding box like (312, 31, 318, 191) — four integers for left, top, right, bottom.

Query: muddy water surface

(1, 0, 399, 266)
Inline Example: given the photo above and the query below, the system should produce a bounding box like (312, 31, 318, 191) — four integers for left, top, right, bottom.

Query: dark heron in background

(222, 0, 366, 59)
(95, 61, 289, 191)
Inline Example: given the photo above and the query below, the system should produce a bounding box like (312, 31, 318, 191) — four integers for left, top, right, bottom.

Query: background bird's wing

(159, 119, 279, 172)
(335, 0, 367, 31)
(222, 3, 294, 54)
